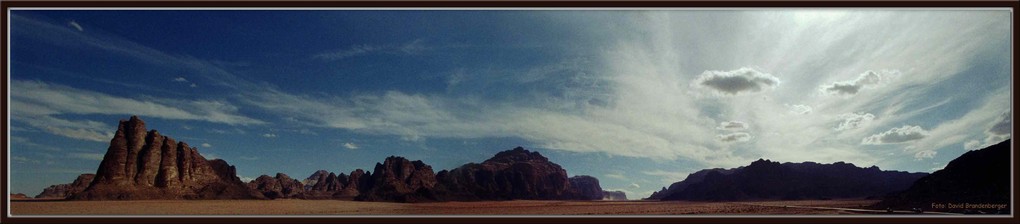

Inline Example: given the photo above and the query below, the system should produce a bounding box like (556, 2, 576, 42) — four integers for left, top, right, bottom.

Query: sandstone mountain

(433, 147, 600, 201)
(35, 174, 95, 199)
(653, 159, 927, 201)
(602, 190, 627, 200)
(876, 139, 1010, 213)
(568, 175, 604, 200)
(71, 116, 264, 200)
(356, 156, 439, 202)
(248, 173, 304, 199)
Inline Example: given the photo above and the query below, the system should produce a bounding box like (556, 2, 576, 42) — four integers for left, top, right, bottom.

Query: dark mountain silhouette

(70, 116, 264, 200)
(653, 159, 927, 201)
(875, 140, 1010, 214)
(35, 174, 95, 199)
(648, 168, 736, 200)
(433, 147, 596, 201)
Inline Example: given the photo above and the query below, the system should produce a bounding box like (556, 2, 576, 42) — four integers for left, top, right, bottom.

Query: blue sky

(7, 10, 1012, 199)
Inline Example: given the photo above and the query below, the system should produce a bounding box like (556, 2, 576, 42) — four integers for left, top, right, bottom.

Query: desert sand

(10, 199, 886, 215)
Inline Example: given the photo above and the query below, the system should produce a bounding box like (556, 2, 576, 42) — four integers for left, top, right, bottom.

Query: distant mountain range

(49, 116, 620, 202)
(33, 116, 1010, 207)
(648, 159, 927, 201)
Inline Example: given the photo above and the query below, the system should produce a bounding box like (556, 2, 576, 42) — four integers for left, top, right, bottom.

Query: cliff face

(356, 157, 439, 202)
(71, 116, 264, 200)
(654, 159, 927, 201)
(568, 175, 604, 200)
(876, 140, 1011, 213)
(35, 174, 95, 199)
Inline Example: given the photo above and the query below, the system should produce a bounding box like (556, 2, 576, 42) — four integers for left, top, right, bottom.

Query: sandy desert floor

(9, 199, 895, 215)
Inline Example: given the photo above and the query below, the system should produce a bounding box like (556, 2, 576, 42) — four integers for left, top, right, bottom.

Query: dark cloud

(718, 132, 752, 142)
(716, 121, 749, 131)
(820, 70, 884, 95)
(862, 125, 929, 145)
(695, 68, 780, 95)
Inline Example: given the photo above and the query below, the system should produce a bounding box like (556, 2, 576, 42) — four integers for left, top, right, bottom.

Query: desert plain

(9, 199, 910, 215)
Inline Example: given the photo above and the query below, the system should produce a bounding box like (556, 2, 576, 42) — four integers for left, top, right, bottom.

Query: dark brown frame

(2, 1, 1017, 223)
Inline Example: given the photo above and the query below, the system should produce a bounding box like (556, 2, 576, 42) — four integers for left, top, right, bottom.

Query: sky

(6, 9, 1012, 199)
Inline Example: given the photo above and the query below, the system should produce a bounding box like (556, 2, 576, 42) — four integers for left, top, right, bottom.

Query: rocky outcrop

(35, 174, 95, 199)
(876, 140, 1010, 214)
(602, 190, 627, 200)
(302, 170, 330, 191)
(338, 169, 371, 197)
(71, 116, 264, 200)
(356, 156, 439, 202)
(248, 173, 304, 199)
(434, 147, 585, 201)
(655, 159, 927, 201)
(568, 175, 603, 200)
(11, 193, 30, 199)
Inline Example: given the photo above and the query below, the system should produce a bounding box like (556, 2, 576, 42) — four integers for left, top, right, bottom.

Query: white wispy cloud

(787, 104, 812, 115)
(313, 39, 428, 61)
(201, 143, 212, 148)
(68, 20, 83, 32)
(173, 77, 188, 82)
(11, 80, 265, 126)
(604, 173, 628, 180)
(343, 142, 359, 150)
(642, 170, 690, 184)
(262, 133, 277, 138)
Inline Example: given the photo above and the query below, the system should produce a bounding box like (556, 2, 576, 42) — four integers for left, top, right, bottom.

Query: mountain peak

(487, 146, 548, 163)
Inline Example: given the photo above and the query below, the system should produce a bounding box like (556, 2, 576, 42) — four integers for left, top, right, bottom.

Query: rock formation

(302, 170, 330, 191)
(567, 175, 604, 200)
(602, 190, 627, 200)
(248, 173, 304, 199)
(356, 156, 439, 202)
(35, 174, 95, 199)
(10, 193, 30, 199)
(876, 140, 1010, 214)
(654, 159, 927, 201)
(71, 116, 264, 200)
(434, 147, 584, 201)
